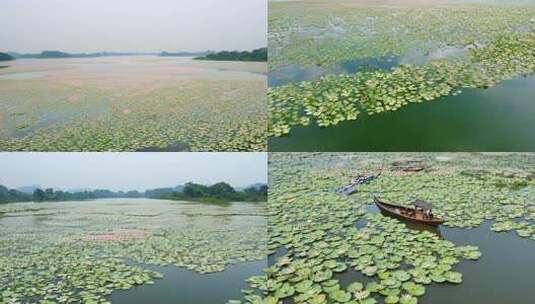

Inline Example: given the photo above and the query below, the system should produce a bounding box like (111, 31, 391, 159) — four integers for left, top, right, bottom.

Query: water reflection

(268, 45, 469, 87)
(399, 45, 468, 66)
(268, 56, 398, 87)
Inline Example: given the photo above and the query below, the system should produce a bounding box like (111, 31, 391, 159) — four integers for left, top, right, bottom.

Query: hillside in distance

(7, 50, 217, 59)
(0, 52, 14, 61)
(8, 50, 159, 59)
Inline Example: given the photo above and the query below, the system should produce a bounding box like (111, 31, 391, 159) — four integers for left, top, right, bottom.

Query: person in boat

(413, 200, 434, 219)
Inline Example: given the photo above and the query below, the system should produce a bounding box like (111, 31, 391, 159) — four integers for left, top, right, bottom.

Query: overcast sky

(0, 0, 266, 53)
(0, 153, 267, 191)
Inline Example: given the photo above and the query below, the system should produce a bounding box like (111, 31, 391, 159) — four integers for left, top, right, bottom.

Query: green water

(270, 75, 535, 151)
(331, 218, 535, 304)
(111, 259, 267, 304)
(271, 203, 535, 304)
(420, 222, 535, 304)
(0, 199, 267, 303)
(367, 205, 535, 304)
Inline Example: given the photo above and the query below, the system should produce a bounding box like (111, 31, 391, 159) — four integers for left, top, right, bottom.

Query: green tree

(45, 188, 55, 201)
(33, 189, 46, 202)
(183, 182, 208, 197)
(208, 182, 236, 198)
(194, 48, 267, 62)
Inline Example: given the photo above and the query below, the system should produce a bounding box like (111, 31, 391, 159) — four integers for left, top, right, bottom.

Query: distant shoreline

(194, 47, 267, 62)
(7, 49, 267, 61)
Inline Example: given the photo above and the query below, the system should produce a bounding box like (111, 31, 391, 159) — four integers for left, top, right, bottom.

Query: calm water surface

(270, 75, 535, 151)
(0, 199, 267, 304)
(270, 204, 535, 304)
(111, 259, 267, 304)
(372, 204, 535, 304)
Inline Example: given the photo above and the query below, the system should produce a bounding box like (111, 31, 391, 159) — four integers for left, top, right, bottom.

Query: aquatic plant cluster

(0, 59, 267, 151)
(0, 199, 267, 303)
(269, 1, 535, 70)
(356, 167, 535, 235)
(235, 153, 535, 304)
(268, 1, 535, 136)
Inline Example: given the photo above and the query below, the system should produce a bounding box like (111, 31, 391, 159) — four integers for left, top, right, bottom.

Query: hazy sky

(0, 153, 267, 191)
(0, 0, 266, 53)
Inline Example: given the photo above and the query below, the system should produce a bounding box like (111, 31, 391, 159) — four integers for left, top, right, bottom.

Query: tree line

(194, 48, 267, 62)
(8, 51, 158, 59)
(0, 185, 142, 203)
(4, 48, 268, 62)
(0, 182, 267, 204)
(152, 182, 267, 203)
(0, 52, 14, 61)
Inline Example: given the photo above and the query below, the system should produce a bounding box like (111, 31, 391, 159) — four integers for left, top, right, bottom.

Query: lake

(369, 205, 535, 304)
(268, 206, 535, 304)
(266, 152, 535, 304)
(0, 198, 267, 304)
(0, 56, 267, 151)
(268, 0, 535, 152)
(340, 216, 535, 304)
(110, 259, 267, 304)
(269, 71, 535, 152)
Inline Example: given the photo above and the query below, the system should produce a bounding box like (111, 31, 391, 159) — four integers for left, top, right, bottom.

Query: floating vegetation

(0, 57, 267, 151)
(269, 1, 535, 70)
(235, 153, 535, 304)
(0, 199, 267, 303)
(268, 1, 535, 137)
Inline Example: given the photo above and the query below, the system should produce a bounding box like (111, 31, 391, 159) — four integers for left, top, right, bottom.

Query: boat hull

(374, 199, 444, 226)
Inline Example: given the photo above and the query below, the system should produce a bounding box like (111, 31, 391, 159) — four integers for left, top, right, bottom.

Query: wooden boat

(401, 166, 426, 172)
(374, 198, 444, 226)
(391, 159, 428, 173)
(336, 172, 381, 195)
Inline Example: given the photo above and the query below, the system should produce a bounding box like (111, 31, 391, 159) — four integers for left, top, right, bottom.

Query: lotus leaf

(242, 153, 535, 304)
(268, 1, 535, 137)
(0, 58, 267, 151)
(0, 199, 267, 303)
